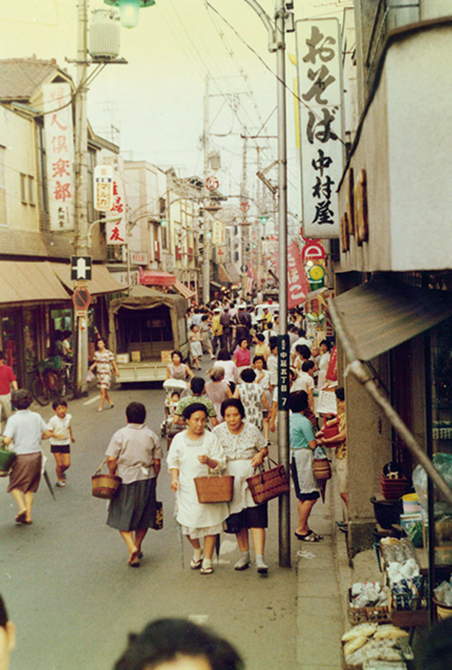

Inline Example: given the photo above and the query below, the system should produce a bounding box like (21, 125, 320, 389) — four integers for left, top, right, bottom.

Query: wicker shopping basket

(194, 475, 234, 503)
(246, 458, 290, 505)
(92, 459, 122, 499)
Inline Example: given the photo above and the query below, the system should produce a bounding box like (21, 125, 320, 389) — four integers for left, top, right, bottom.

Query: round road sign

(240, 265, 248, 273)
(205, 176, 219, 191)
(240, 201, 250, 212)
(73, 287, 91, 312)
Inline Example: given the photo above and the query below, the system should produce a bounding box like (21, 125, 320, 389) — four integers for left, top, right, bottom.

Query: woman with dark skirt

(213, 398, 269, 574)
(106, 402, 162, 568)
(289, 391, 322, 542)
(2, 389, 51, 525)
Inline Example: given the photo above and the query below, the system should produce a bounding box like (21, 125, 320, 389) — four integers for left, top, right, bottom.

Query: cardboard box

(161, 350, 173, 362)
(116, 353, 129, 364)
(130, 351, 141, 363)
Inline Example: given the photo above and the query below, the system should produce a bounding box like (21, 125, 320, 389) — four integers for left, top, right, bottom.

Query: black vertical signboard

(277, 334, 290, 410)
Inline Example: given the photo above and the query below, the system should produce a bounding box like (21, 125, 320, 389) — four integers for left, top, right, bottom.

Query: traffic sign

(240, 265, 248, 273)
(240, 201, 250, 212)
(72, 287, 91, 313)
(205, 176, 219, 191)
(71, 256, 92, 281)
(301, 241, 325, 261)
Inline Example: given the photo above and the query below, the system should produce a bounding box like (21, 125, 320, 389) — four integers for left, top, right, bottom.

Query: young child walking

(47, 400, 75, 487)
(189, 324, 203, 370)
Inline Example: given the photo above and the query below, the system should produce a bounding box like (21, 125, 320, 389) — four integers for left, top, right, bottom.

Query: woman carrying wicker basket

(167, 403, 228, 575)
(213, 398, 269, 574)
(105, 402, 162, 568)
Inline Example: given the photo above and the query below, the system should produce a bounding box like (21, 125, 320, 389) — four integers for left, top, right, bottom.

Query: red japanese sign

(287, 241, 310, 308)
(106, 180, 126, 245)
(325, 345, 338, 382)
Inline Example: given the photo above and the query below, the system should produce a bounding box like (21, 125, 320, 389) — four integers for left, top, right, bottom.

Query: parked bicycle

(31, 358, 66, 406)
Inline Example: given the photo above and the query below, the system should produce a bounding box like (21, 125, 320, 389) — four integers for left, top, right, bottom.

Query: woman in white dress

(167, 403, 228, 575)
(213, 398, 269, 574)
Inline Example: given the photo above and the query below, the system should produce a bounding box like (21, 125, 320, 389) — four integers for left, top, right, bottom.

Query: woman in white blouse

(167, 403, 228, 575)
(213, 398, 269, 574)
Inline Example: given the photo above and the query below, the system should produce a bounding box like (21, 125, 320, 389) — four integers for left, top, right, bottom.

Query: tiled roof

(0, 58, 59, 101)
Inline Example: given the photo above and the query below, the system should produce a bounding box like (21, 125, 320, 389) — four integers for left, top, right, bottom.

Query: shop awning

(140, 270, 176, 287)
(51, 263, 124, 295)
(174, 279, 195, 300)
(329, 275, 452, 361)
(218, 264, 233, 284)
(225, 262, 240, 283)
(0, 261, 70, 305)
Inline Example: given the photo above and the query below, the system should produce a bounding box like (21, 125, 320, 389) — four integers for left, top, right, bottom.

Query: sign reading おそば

(296, 18, 343, 239)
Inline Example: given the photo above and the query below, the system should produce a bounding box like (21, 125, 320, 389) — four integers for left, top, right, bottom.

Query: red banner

(287, 241, 310, 308)
(326, 345, 338, 382)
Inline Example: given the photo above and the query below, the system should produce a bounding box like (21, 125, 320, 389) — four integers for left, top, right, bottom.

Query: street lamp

(104, 0, 155, 28)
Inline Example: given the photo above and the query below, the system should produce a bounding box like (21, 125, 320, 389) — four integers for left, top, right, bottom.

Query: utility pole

(74, 0, 90, 395)
(275, 0, 290, 568)
(240, 130, 248, 299)
(202, 76, 211, 305)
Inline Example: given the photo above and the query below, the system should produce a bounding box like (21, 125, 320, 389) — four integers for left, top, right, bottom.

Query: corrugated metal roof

(0, 58, 58, 101)
(0, 260, 70, 304)
(329, 276, 452, 361)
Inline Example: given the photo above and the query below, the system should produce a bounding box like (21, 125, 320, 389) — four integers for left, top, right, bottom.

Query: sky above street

(0, 0, 352, 222)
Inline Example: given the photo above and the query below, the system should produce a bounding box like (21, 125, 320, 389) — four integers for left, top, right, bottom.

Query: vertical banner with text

(43, 83, 75, 231)
(296, 18, 343, 239)
(106, 177, 126, 245)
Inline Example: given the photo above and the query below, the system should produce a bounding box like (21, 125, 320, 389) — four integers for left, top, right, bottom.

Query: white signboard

(94, 164, 113, 212)
(106, 178, 126, 245)
(296, 19, 343, 239)
(43, 83, 75, 231)
(212, 220, 225, 246)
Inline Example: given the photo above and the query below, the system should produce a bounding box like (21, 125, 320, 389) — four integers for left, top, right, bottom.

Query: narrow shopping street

(0, 380, 348, 670)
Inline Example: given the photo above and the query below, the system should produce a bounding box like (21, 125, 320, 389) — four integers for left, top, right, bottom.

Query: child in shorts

(47, 399, 75, 487)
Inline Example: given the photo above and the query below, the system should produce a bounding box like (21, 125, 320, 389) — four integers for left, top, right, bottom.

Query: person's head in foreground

(113, 618, 244, 670)
(0, 595, 15, 670)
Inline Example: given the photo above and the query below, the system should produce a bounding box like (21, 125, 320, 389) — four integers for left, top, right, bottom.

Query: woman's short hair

(209, 367, 225, 381)
(288, 391, 308, 413)
(12, 389, 33, 410)
(238, 338, 248, 347)
(171, 350, 183, 361)
(0, 594, 8, 628)
(240, 368, 256, 383)
(255, 333, 265, 342)
(126, 402, 146, 424)
(182, 402, 208, 420)
(190, 377, 205, 395)
(301, 360, 314, 373)
(320, 339, 330, 350)
(217, 349, 231, 361)
(113, 618, 244, 670)
(335, 387, 345, 402)
(252, 355, 267, 369)
(220, 397, 245, 419)
(295, 344, 311, 359)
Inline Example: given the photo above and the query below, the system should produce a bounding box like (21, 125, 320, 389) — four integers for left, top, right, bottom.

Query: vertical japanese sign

(277, 335, 290, 410)
(106, 177, 126, 245)
(296, 18, 343, 238)
(43, 83, 74, 231)
(94, 165, 113, 212)
(287, 241, 310, 308)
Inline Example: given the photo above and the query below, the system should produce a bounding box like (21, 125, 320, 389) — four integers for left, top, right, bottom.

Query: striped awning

(174, 279, 195, 300)
(140, 270, 176, 287)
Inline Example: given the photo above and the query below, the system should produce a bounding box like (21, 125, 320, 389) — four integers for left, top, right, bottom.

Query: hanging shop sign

(301, 240, 326, 261)
(212, 220, 225, 246)
(43, 83, 75, 231)
(296, 18, 344, 239)
(106, 179, 126, 245)
(94, 165, 113, 212)
(287, 241, 311, 309)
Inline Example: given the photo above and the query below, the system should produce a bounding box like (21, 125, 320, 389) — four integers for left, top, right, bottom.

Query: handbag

(0, 442, 16, 477)
(246, 457, 290, 504)
(194, 474, 234, 503)
(151, 501, 163, 530)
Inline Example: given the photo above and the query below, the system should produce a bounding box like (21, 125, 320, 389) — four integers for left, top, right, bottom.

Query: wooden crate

(348, 589, 391, 625)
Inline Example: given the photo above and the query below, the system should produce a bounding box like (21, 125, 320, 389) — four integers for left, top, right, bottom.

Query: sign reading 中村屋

(94, 165, 113, 212)
(106, 179, 126, 245)
(43, 83, 75, 231)
(296, 18, 343, 239)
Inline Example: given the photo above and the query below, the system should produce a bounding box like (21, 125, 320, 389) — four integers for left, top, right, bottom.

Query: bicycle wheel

(48, 370, 65, 399)
(32, 375, 50, 406)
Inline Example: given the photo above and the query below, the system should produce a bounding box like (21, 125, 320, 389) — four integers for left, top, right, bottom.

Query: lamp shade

(104, 0, 155, 29)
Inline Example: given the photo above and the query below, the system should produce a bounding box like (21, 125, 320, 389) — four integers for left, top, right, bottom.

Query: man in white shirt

(290, 328, 311, 364)
(292, 360, 315, 411)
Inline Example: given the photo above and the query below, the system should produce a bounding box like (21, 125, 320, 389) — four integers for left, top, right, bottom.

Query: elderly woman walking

(167, 403, 228, 575)
(2, 389, 51, 525)
(214, 398, 269, 574)
(106, 402, 162, 567)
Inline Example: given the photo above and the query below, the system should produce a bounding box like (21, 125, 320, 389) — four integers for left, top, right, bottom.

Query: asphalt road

(0, 375, 299, 670)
